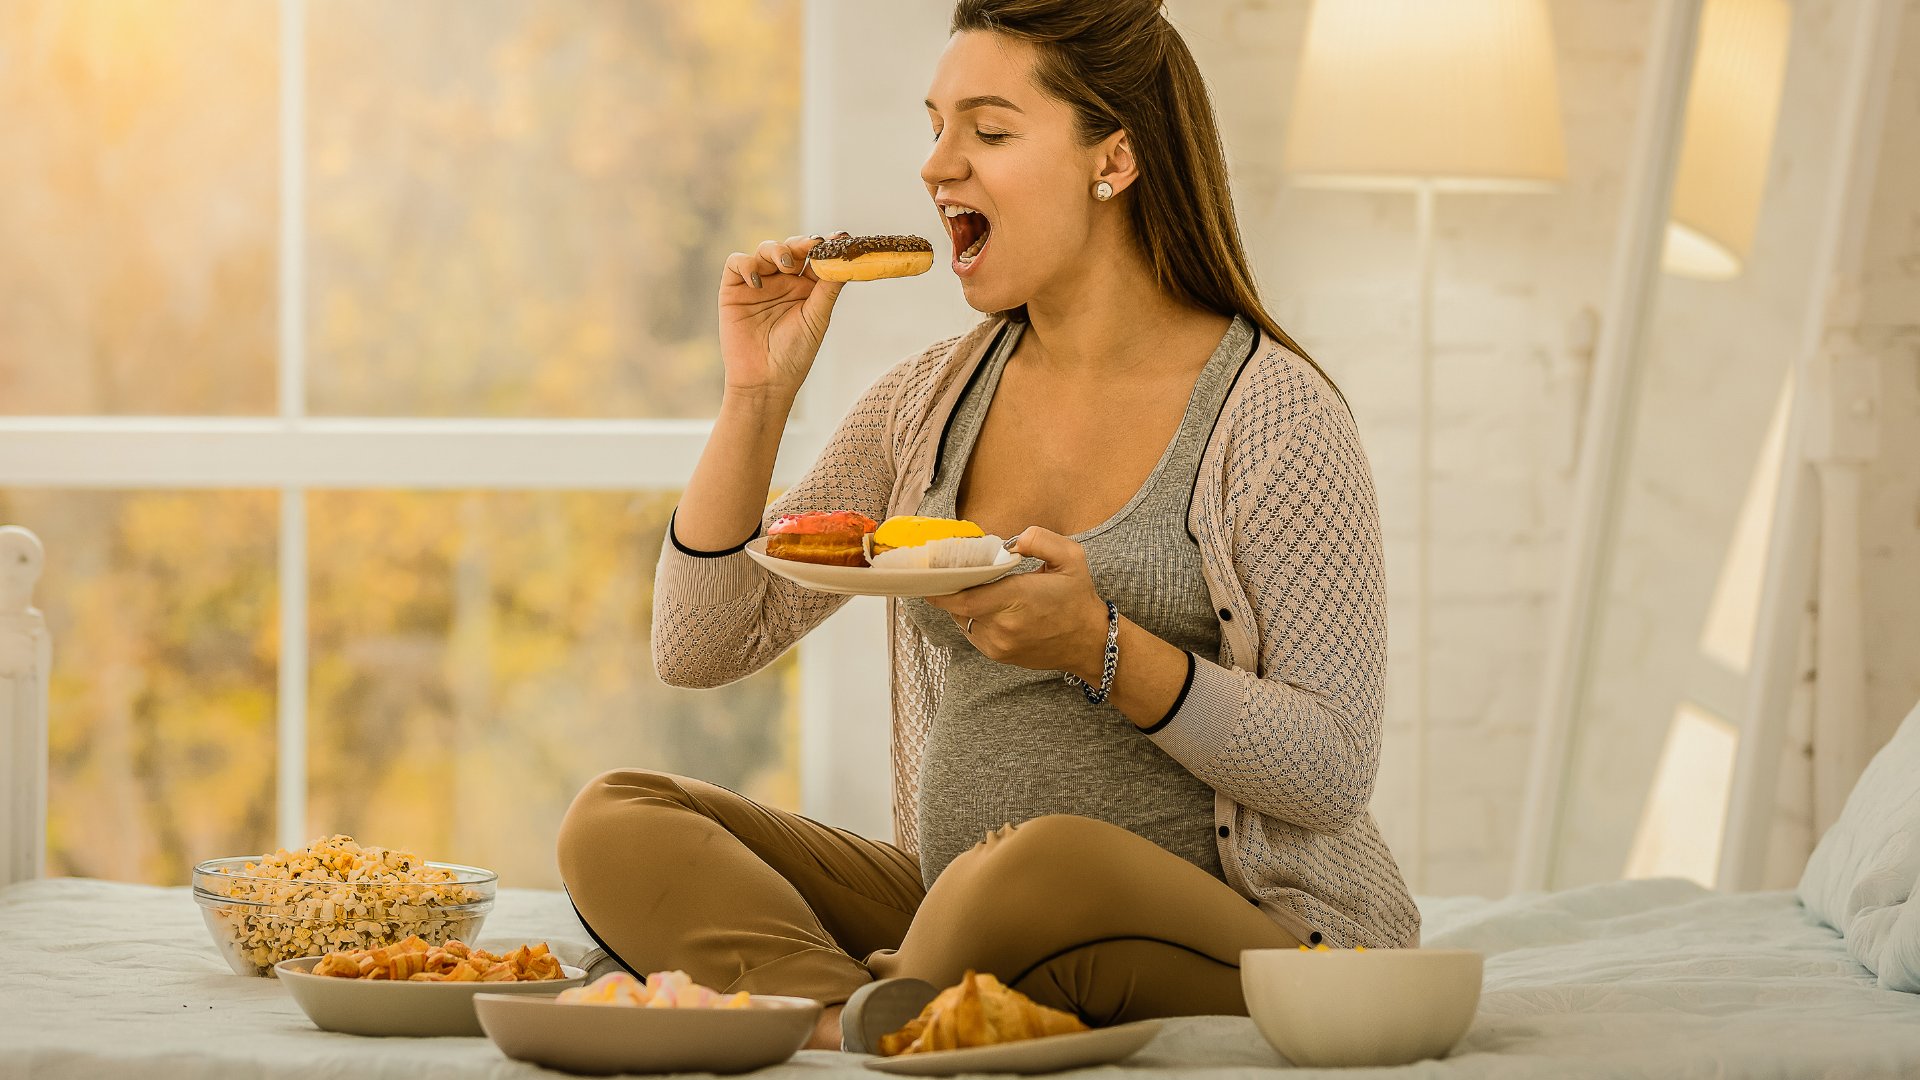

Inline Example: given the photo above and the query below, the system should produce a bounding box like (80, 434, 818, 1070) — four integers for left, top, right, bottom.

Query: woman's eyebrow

(924, 95, 1024, 114)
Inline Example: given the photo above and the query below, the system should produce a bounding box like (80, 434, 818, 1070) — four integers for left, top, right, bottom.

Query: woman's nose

(920, 131, 964, 190)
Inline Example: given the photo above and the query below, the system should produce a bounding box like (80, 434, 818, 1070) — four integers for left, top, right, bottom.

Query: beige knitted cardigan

(653, 316, 1420, 949)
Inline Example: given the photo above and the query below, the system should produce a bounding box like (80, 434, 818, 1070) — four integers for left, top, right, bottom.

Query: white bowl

(1240, 947, 1482, 1068)
(276, 956, 584, 1036)
(476, 992, 821, 1075)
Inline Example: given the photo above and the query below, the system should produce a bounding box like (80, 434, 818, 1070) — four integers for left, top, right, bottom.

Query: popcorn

(200, 835, 488, 977)
(556, 970, 752, 1009)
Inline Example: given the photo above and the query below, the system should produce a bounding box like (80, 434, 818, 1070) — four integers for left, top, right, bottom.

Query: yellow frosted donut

(870, 516, 986, 555)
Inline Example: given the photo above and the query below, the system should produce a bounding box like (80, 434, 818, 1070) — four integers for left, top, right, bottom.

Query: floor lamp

(1284, 0, 1567, 890)
(1662, 0, 1792, 282)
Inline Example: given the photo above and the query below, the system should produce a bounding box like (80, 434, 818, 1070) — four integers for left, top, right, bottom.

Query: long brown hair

(949, 0, 1342, 401)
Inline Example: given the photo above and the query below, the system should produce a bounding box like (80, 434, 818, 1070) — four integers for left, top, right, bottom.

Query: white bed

(4, 873, 1918, 1080)
(5, 534, 1920, 1078)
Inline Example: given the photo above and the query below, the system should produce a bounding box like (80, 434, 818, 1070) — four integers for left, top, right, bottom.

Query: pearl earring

(1093, 181, 1114, 201)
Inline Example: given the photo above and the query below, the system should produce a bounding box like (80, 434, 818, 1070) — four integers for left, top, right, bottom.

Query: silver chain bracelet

(1065, 600, 1120, 706)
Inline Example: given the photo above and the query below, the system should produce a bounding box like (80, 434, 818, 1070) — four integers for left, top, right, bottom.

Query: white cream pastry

(555, 969, 752, 1009)
(864, 516, 1007, 570)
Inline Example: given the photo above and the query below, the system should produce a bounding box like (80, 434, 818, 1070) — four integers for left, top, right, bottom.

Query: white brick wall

(1857, 0, 1920, 753)
(1549, 0, 1871, 890)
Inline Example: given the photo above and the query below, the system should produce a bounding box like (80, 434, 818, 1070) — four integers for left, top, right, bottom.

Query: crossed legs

(557, 771, 1299, 1046)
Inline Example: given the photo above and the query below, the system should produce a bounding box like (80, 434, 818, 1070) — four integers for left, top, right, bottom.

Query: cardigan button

(1309, 932, 1324, 945)
(1218, 608, 1233, 621)
(1217, 825, 1230, 838)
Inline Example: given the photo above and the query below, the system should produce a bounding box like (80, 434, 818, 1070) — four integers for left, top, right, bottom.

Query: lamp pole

(1412, 179, 1437, 891)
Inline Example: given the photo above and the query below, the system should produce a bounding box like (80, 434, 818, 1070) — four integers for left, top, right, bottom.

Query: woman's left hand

(925, 527, 1109, 678)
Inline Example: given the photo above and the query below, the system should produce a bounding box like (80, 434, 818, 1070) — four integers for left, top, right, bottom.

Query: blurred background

(0, 0, 1915, 899)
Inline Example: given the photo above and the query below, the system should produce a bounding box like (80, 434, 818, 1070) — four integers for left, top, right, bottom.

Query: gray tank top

(902, 315, 1255, 886)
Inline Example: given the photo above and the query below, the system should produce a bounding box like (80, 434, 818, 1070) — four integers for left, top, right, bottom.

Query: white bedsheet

(3, 875, 1917, 1079)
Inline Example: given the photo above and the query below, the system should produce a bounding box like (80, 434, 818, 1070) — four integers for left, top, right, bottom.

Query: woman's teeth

(944, 205, 988, 265)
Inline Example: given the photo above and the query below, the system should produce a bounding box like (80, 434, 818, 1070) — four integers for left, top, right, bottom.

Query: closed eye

(930, 130, 1013, 144)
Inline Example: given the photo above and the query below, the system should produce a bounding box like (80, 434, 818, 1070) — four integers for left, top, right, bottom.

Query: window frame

(0, 0, 840, 851)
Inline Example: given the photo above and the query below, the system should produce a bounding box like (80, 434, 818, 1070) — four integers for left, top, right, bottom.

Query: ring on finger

(965, 618, 975, 636)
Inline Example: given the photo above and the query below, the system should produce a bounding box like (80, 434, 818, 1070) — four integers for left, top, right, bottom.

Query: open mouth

(944, 206, 992, 268)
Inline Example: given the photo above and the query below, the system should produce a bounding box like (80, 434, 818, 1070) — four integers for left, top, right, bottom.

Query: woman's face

(921, 32, 1107, 314)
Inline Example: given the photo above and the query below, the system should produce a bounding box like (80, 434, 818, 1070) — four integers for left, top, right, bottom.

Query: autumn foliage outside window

(0, 0, 805, 886)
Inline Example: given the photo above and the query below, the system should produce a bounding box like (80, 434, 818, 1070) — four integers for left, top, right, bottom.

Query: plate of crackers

(745, 513, 1019, 598)
(275, 935, 584, 1037)
(862, 971, 1161, 1076)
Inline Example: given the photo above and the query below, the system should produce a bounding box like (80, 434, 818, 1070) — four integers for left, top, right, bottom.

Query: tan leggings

(555, 770, 1301, 1024)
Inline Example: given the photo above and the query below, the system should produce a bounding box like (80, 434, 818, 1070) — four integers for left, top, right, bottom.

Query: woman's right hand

(719, 233, 848, 400)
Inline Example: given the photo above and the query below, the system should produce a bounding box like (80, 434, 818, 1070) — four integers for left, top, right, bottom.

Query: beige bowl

(276, 957, 585, 1036)
(476, 992, 821, 1075)
(1240, 947, 1482, 1068)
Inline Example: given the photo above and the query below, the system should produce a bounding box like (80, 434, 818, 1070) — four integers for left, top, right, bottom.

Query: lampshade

(1284, 0, 1567, 190)
(1661, 0, 1791, 280)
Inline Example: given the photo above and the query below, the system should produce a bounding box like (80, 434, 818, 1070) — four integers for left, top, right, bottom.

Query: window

(0, 0, 810, 886)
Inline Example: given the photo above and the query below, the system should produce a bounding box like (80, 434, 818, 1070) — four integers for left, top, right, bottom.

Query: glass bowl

(192, 856, 497, 977)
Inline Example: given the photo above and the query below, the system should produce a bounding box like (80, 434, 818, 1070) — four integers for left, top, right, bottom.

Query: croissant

(877, 971, 1089, 1056)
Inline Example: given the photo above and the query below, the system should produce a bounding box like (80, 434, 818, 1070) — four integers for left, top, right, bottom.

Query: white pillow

(1857, 866, 1920, 991)
(1798, 697, 1920, 991)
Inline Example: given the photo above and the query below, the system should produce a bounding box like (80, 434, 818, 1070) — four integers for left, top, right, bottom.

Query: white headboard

(0, 526, 49, 887)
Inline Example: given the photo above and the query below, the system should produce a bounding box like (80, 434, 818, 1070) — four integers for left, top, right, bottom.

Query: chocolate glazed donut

(807, 235, 935, 282)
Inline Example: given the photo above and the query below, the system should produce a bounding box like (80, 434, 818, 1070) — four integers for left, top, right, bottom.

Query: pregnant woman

(559, 0, 1417, 1051)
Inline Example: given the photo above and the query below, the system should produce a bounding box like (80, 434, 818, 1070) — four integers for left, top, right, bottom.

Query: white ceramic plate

(745, 537, 1019, 598)
(275, 956, 585, 1037)
(475, 991, 822, 1075)
(862, 1020, 1162, 1076)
